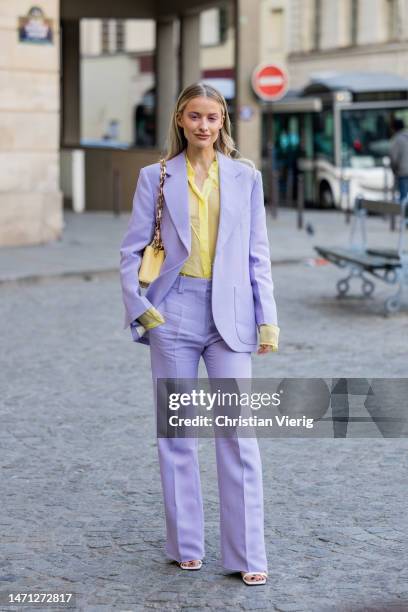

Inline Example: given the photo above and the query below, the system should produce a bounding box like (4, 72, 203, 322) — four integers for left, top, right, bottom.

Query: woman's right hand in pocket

(137, 306, 166, 330)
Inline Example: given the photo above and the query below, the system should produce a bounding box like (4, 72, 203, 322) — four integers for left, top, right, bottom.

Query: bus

(261, 72, 408, 209)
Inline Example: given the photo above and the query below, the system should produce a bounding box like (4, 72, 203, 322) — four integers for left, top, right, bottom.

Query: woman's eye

(189, 115, 218, 121)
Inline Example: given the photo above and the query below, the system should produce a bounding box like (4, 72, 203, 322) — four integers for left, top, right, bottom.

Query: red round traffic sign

(251, 63, 288, 101)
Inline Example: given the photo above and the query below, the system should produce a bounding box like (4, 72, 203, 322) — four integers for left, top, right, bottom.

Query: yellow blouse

(137, 153, 279, 350)
(179, 154, 220, 278)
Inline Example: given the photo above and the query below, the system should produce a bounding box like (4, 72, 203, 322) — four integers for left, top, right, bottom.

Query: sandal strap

(242, 571, 268, 578)
(180, 560, 202, 566)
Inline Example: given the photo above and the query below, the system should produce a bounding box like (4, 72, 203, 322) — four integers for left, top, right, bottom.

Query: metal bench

(314, 196, 408, 315)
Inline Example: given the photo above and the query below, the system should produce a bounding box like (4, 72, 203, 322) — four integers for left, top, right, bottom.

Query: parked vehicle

(261, 72, 408, 209)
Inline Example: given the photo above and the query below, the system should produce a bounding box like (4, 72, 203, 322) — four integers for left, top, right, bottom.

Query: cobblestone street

(5, 0, 408, 607)
(1, 253, 408, 611)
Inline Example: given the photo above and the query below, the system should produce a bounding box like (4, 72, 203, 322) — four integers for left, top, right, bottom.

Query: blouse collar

(185, 152, 219, 185)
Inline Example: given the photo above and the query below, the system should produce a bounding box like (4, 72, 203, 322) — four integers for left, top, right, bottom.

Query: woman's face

(176, 96, 224, 150)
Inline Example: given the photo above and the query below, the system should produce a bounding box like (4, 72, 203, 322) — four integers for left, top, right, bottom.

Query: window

(102, 20, 109, 53)
(116, 19, 125, 52)
(341, 107, 408, 168)
(269, 8, 284, 50)
(219, 7, 228, 43)
(313, 0, 322, 50)
(386, 0, 399, 41)
(350, 0, 359, 45)
(314, 109, 334, 164)
(201, 8, 226, 46)
(101, 19, 125, 54)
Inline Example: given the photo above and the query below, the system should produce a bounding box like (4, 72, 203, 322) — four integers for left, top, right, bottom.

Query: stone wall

(0, 0, 63, 246)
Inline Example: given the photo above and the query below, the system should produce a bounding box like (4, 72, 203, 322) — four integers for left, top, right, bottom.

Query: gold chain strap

(151, 158, 166, 251)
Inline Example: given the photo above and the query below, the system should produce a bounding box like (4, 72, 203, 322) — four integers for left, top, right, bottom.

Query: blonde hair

(163, 82, 255, 169)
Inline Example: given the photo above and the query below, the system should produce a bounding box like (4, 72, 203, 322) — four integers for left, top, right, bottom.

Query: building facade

(79, 9, 234, 145)
(0, 1, 63, 246)
(4, 0, 408, 246)
(287, 0, 408, 89)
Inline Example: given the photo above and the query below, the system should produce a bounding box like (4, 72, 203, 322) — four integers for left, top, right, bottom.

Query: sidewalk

(0, 208, 401, 283)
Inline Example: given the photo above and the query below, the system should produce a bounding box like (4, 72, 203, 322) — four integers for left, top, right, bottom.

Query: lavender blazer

(119, 149, 278, 352)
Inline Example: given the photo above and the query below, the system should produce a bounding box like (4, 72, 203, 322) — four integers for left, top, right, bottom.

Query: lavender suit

(119, 149, 278, 572)
(120, 149, 277, 350)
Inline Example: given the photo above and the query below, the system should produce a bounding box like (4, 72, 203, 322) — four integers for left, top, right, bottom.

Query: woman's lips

(196, 134, 210, 139)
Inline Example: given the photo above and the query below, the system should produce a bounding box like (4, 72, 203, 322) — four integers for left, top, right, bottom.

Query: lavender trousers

(148, 274, 268, 573)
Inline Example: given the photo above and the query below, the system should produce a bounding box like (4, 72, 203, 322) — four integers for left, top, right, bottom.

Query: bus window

(272, 115, 301, 169)
(314, 110, 334, 164)
(302, 114, 314, 160)
(341, 107, 408, 168)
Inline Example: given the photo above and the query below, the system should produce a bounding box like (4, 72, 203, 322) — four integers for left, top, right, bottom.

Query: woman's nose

(199, 119, 209, 131)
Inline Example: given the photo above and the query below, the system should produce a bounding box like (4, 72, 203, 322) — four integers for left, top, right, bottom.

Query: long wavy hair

(163, 82, 255, 168)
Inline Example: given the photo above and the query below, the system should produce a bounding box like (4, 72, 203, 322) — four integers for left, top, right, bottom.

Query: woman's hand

(257, 343, 277, 355)
(257, 324, 279, 355)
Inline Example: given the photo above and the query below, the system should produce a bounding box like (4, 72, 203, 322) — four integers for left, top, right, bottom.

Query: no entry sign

(251, 63, 288, 101)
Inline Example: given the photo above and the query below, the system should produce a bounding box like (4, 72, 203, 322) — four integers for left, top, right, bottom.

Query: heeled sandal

(179, 559, 203, 570)
(241, 571, 268, 585)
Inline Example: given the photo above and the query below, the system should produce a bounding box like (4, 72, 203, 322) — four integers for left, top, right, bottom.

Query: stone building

(288, 0, 408, 88)
(1, 0, 266, 246)
(3, 0, 408, 246)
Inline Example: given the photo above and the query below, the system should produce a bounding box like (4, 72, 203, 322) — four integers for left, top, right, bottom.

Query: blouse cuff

(137, 306, 165, 330)
(258, 324, 279, 350)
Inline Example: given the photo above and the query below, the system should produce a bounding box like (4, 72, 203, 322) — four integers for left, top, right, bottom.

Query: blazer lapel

(162, 151, 190, 254)
(215, 150, 245, 255)
(162, 148, 245, 257)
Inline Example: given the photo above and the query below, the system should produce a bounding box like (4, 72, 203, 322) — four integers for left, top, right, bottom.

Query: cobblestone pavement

(1, 263, 408, 612)
(0, 208, 402, 283)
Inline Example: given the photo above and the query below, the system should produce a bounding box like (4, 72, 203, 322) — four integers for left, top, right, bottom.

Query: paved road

(1, 262, 407, 611)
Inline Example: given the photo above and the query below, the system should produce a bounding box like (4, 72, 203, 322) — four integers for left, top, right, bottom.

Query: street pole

(286, 168, 294, 208)
(112, 167, 121, 216)
(268, 143, 279, 218)
(297, 173, 304, 229)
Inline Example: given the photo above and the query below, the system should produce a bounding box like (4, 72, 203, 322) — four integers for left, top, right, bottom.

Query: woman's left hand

(257, 344, 277, 355)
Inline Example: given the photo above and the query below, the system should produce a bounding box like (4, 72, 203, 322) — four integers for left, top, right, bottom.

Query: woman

(120, 83, 279, 586)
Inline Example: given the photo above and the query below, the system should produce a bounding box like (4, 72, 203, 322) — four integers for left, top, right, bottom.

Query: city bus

(261, 72, 408, 209)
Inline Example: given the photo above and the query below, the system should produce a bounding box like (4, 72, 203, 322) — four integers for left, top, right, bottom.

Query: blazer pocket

(233, 286, 257, 344)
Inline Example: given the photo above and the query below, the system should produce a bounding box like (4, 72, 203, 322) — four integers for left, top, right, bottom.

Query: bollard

(112, 167, 121, 216)
(383, 156, 392, 201)
(342, 178, 352, 225)
(390, 188, 397, 232)
(267, 141, 273, 209)
(390, 209, 396, 232)
(72, 149, 85, 213)
(297, 173, 304, 230)
(267, 141, 279, 219)
(285, 168, 294, 208)
(270, 169, 279, 219)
